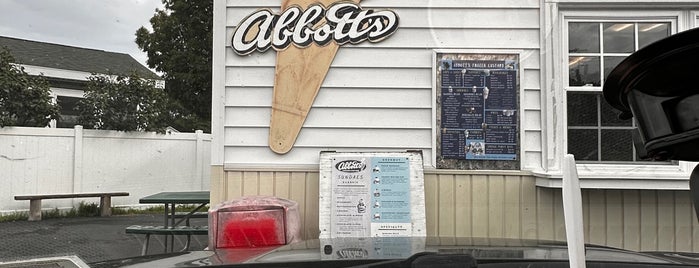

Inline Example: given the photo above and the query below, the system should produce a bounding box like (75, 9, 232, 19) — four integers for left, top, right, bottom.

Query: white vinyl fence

(0, 126, 211, 213)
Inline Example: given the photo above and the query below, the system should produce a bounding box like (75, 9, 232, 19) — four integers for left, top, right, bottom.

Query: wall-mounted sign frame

(319, 151, 426, 239)
(433, 51, 522, 170)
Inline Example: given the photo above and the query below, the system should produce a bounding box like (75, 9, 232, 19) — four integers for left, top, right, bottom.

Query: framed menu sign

(318, 151, 426, 239)
(435, 52, 521, 170)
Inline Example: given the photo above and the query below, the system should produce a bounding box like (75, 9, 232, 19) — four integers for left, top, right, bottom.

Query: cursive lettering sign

(335, 160, 367, 173)
(232, 2, 399, 55)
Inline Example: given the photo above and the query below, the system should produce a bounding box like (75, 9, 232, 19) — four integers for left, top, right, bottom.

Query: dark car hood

(89, 237, 699, 267)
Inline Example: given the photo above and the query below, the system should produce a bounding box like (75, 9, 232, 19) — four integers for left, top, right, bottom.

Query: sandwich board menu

(436, 53, 520, 170)
(319, 151, 426, 239)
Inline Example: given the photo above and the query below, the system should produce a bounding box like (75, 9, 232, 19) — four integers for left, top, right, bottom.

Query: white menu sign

(319, 151, 426, 239)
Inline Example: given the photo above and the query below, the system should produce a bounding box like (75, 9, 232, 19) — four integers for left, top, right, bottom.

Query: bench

(174, 211, 208, 218)
(126, 225, 208, 255)
(14, 192, 130, 221)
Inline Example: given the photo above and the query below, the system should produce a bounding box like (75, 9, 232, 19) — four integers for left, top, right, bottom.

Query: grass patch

(0, 203, 209, 222)
(42, 208, 62, 219)
(112, 205, 163, 215)
(112, 204, 209, 215)
(0, 211, 29, 222)
(78, 202, 100, 216)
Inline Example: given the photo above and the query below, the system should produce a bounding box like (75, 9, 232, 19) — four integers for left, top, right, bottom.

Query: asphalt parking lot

(0, 214, 208, 264)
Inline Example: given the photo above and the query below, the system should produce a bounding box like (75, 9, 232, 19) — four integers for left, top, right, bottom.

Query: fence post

(73, 125, 84, 206)
(195, 130, 204, 190)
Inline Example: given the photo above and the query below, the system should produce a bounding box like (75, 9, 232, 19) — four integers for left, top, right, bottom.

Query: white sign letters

(232, 2, 399, 55)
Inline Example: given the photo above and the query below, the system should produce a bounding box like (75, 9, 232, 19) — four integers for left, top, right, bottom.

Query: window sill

(534, 162, 696, 190)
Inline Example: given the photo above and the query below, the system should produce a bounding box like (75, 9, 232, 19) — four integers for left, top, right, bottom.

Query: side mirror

(603, 27, 699, 219)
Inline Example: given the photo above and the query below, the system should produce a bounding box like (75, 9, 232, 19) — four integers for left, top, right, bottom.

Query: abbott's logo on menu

(335, 160, 366, 173)
(336, 248, 369, 259)
(232, 2, 399, 55)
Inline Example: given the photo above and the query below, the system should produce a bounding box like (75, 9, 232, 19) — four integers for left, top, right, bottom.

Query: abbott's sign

(232, 2, 399, 55)
(230, 1, 399, 154)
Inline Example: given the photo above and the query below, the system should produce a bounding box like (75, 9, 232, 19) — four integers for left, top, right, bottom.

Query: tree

(77, 73, 170, 132)
(0, 47, 59, 127)
(135, 0, 213, 132)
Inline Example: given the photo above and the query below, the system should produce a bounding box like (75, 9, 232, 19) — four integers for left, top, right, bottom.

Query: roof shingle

(0, 36, 159, 79)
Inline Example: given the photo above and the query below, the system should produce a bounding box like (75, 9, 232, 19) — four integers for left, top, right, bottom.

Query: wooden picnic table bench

(14, 192, 130, 221)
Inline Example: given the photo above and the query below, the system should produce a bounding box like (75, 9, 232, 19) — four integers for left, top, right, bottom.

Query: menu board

(319, 152, 426, 239)
(436, 53, 520, 169)
(330, 157, 412, 237)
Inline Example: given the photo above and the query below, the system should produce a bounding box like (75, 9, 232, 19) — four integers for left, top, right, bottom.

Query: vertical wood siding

(216, 170, 699, 251)
(222, 1, 543, 168)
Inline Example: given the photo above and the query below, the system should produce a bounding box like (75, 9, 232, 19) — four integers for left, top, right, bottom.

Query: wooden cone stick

(269, 0, 361, 154)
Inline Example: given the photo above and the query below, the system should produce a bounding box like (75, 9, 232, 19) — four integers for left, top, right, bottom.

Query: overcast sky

(0, 0, 164, 71)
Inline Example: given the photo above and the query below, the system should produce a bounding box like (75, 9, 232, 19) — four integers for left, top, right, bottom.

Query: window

(566, 21, 671, 163)
(56, 95, 81, 128)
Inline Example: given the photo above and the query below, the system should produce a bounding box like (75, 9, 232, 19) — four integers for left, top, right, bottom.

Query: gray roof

(0, 36, 159, 79)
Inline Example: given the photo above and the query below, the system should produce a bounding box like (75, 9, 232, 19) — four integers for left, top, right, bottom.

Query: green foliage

(42, 208, 62, 219)
(77, 202, 100, 216)
(136, 0, 213, 132)
(112, 204, 208, 215)
(77, 73, 170, 132)
(0, 211, 28, 222)
(112, 205, 164, 215)
(0, 47, 60, 127)
(0, 203, 210, 222)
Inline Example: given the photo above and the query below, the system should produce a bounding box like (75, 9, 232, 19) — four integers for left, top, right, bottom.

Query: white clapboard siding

(226, 87, 433, 108)
(225, 147, 434, 167)
(225, 128, 431, 148)
(225, 107, 431, 128)
(227, 8, 539, 29)
(523, 110, 542, 131)
(226, 67, 431, 88)
(522, 69, 541, 90)
(225, 28, 540, 49)
(226, 48, 432, 69)
(227, 0, 540, 9)
(524, 90, 541, 110)
(226, 48, 541, 69)
(227, 67, 541, 90)
(222, 1, 542, 167)
(524, 152, 543, 170)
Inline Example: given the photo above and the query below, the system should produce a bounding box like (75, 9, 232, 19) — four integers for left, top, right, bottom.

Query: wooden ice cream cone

(269, 0, 361, 154)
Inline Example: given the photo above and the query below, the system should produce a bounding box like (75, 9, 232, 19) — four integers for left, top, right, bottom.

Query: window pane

(568, 129, 598, 161)
(603, 23, 635, 53)
(638, 23, 670, 48)
(567, 93, 597, 126)
(569, 56, 601, 86)
(601, 129, 633, 161)
(603, 56, 625, 81)
(569, 22, 600, 53)
(57, 96, 80, 128)
(600, 97, 631, 126)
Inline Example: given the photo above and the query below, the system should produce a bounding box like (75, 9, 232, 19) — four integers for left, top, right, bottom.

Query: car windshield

(1, 1, 699, 268)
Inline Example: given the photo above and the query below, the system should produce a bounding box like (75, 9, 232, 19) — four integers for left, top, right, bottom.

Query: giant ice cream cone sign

(231, 1, 399, 154)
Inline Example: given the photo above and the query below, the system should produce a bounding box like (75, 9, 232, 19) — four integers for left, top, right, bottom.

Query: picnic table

(125, 191, 210, 255)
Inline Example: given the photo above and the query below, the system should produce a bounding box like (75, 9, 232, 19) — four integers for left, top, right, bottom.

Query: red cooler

(208, 196, 301, 248)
